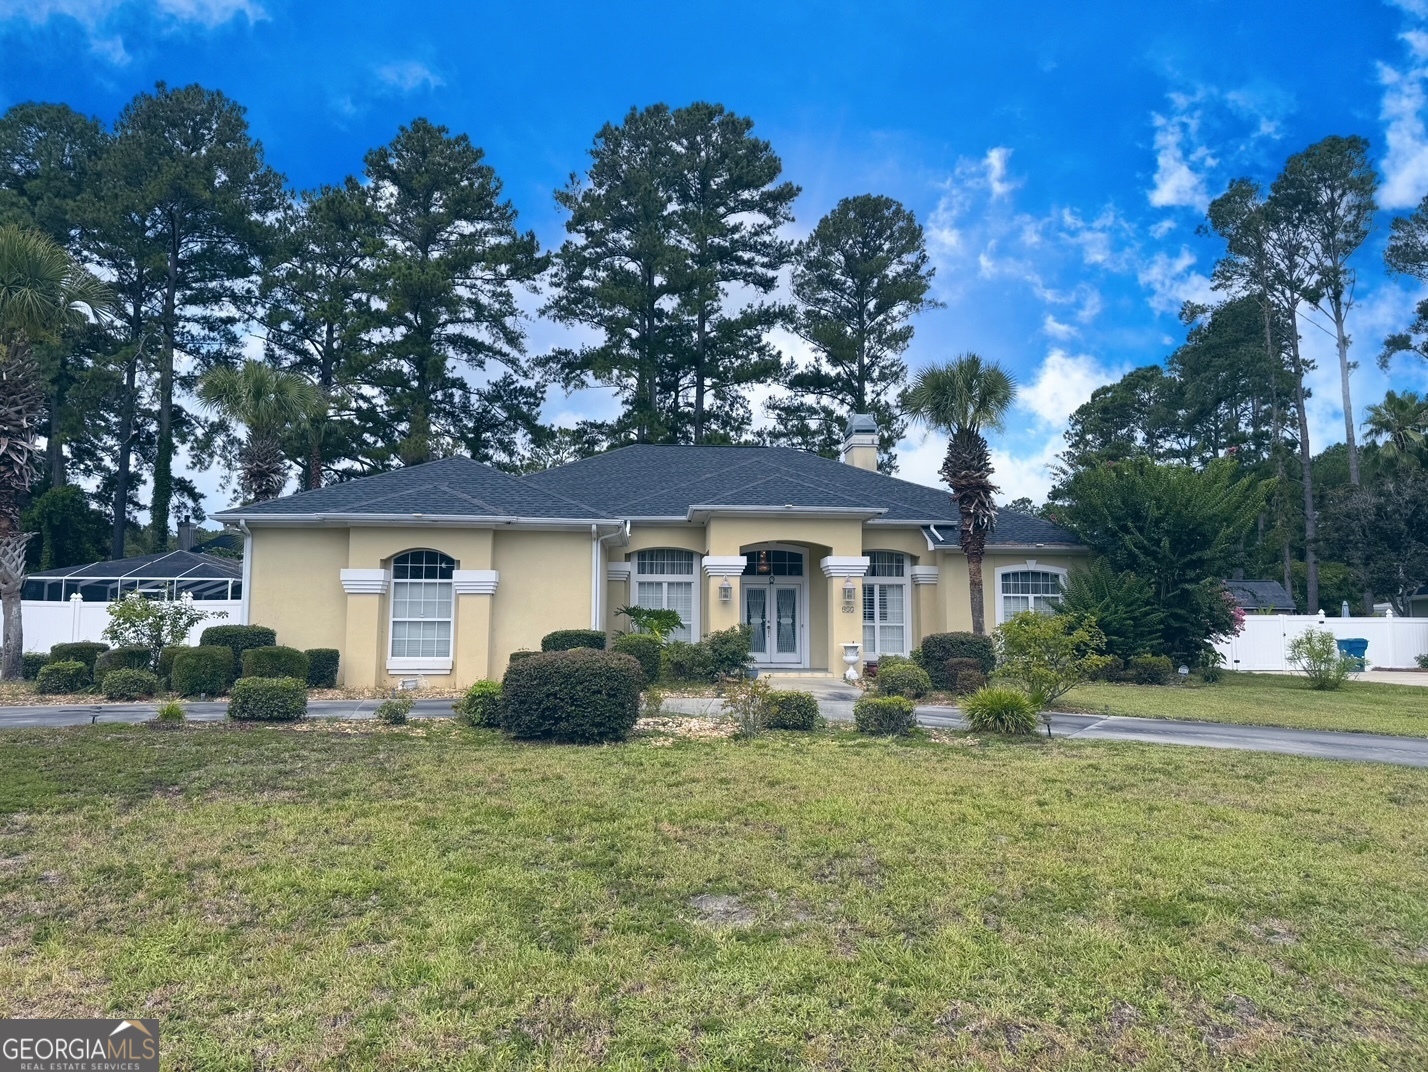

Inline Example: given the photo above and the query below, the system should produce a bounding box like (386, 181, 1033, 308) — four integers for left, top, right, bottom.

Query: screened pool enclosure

(22, 550, 241, 603)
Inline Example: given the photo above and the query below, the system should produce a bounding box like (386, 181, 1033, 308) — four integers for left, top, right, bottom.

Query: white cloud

(1136, 246, 1215, 315)
(1148, 102, 1216, 211)
(0, 0, 262, 62)
(1020, 348, 1125, 427)
(1149, 218, 1177, 239)
(983, 146, 1018, 199)
(1378, 26, 1428, 208)
(376, 60, 443, 92)
(1042, 314, 1077, 340)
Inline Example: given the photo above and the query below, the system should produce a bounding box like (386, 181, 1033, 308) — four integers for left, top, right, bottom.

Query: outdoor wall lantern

(842, 579, 857, 612)
(719, 578, 733, 603)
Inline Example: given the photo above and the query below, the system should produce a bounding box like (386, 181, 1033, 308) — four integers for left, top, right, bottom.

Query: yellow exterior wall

(490, 529, 593, 675)
(247, 527, 348, 653)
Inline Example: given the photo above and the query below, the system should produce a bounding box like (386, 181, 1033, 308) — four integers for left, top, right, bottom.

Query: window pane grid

(636, 549, 694, 575)
(391, 551, 455, 659)
(1000, 570, 1063, 620)
(867, 551, 905, 577)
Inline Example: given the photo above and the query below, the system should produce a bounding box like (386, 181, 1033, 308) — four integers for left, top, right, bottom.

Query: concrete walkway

(3, 686, 1428, 768)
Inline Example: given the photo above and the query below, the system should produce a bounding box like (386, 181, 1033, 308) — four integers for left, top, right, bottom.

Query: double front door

(743, 581, 803, 666)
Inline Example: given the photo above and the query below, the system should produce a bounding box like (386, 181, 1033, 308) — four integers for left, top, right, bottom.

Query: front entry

(741, 546, 806, 667)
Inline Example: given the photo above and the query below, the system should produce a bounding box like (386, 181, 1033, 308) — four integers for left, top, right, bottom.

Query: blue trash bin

(1336, 638, 1368, 670)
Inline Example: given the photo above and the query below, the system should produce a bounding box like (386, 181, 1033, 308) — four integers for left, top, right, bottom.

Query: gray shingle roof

(1224, 579, 1296, 611)
(214, 456, 616, 522)
(525, 445, 1082, 546)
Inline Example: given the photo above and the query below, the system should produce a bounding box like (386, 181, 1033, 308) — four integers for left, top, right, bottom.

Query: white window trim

(993, 560, 1068, 625)
(863, 551, 911, 661)
(632, 548, 701, 643)
(388, 550, 456, 665)
(386, 656, 453, 675)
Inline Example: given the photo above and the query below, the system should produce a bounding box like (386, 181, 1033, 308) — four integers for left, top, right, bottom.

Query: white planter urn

(841, 641, 862, 683)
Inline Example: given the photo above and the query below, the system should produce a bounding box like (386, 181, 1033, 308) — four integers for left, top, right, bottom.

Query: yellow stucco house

(213, 418, 1087, 688)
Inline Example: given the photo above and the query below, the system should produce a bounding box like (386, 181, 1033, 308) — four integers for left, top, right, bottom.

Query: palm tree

(0, 226, 111, 679)
(199, 361, 322, 504)
(1364, 390, 1428, 466)
(904, 353, 1018, 635)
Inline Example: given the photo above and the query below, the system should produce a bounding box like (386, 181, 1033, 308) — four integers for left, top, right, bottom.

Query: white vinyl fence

(21, 595, 244, 654)
(1215, 613, 1428, 672)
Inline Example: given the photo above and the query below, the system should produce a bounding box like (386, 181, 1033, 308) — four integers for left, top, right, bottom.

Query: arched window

(863, 551, 908, 660)
(997, 566, 1064, 623)
(390, 550, 455, 660)
(634, 549, 696, 643)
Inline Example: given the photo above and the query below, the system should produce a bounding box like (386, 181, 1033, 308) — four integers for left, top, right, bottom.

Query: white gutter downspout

(591, 522, 630, 630)
(237, 520, 253, 626)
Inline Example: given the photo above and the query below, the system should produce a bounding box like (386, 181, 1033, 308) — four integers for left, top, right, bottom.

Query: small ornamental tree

(993, 610, 1112, 711)
(103, 592, 224, 671)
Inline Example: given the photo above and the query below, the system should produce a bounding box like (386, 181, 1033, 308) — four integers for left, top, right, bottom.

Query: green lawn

(1061, 671, 1428, 737)
(2, 721, 1427, 1069)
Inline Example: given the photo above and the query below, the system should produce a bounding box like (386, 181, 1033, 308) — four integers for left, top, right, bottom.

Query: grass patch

(1062, 672, 1428, 737)
(1, 721, 1427, 1069)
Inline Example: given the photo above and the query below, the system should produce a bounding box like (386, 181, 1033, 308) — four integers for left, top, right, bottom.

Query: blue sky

(4, 0, 1428, 511)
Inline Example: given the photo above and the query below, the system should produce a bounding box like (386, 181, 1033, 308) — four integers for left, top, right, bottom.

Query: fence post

(68, 592, 83, 642)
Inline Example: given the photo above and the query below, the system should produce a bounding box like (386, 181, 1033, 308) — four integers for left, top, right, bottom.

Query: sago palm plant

(0, 225, 111, 679)
(199, 360, 322, 504)
(903, 353, 1017, 635)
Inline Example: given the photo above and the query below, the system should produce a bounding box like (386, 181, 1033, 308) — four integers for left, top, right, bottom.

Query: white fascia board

(216, 512, 623, 531)
(685, 505, 886, 522)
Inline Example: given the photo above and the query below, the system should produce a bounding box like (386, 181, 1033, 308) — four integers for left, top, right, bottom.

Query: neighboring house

(1224, 579, 1297, 614)
(212, 417, 1087, 688)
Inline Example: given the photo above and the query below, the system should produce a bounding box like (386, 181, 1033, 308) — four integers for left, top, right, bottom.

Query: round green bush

(703, 625, 753, 677)
(103, 668, 160, 701)
(454, 680, 503, 727)
(242, 645, 310, 682)
(158, 645, 191, 686)
(171, 645, 235, 697)
(953, 668, 987, 695)
(227, 676, 307, 721)
(21, 652, 49, 681)
(540, 628, 608, 652)
(916, 632, 995, 687)
(612, 632, 662, 685)
(376, 696, 412, 724)
(94, 645, 151, 687)
(962, 686, 1039, 735)
(876, 661, 932, 699)
(502, 648, 642, 743)
(662, 640, 714, 683)
(1127, 654, 1174, 685)
(199, 625, 277, 682)
(767, 690, 823, 730)
(36, 660, 89, 694)
(853, 695, 917, 736)
(48, 642, 108, 681)
(305, 648, 340, 688)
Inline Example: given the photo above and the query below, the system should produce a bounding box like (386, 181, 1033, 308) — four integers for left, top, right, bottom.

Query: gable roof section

(213, 456, 615, 523)
(525, 445, 1082, 547)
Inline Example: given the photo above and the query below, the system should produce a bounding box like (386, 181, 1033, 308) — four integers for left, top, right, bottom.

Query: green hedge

(94, 646, 151, 687)
(917, 632, 995, 688)
(103, 668, 159, 701)
(876, 662, 932, 699)
(454, 680, 503, 727)
(305, 648, 339, 688)
(171, 646, 235, 697)
(227, 676, 307, 721)
(48, 642, 108, 680)
(507, 650, 538, 665)
(540, 628, 608, 652)
(502, 648, 642, 743)
(660, 626, 753, 684)
(199, 625, 277, 682)
(36, 660, 88, 694)
(21, 653, 49, 681)
(853, 695, 917, 736)
(242, 645, 310, 682)
(1127, 654, 1175, 685)
(767, 690, 823, 731)
(611, 633, 662, 685)
(662, 641, 714, 683)
(158, 645, 190, 686)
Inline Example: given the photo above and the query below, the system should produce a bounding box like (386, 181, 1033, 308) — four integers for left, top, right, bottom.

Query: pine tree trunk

(1286, 316, 1318, 613)
(1332, 296, 1360, 486)
(152, 234, 179, 551)
(111, 345, 138, 560)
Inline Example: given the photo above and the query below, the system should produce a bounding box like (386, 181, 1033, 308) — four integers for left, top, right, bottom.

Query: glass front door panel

(745, 587, 768, 654)
(775, 587, 798, 654)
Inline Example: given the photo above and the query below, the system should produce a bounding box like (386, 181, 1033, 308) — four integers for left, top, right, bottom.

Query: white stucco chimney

(841, 413, 879, 471)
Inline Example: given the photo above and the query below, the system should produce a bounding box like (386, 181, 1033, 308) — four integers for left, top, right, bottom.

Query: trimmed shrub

(507, 649, 538, 665)
(877, 661, 932, 699)
(155, 700, 186, 724)
(103, 668, 159, 701)
(1090, 654, 1124, 681)
(954, 668, 987, 694)
(704, 625, 754, 677)
(917, 632, 994, 687)
(767, 690, 823, 731)
(540, 628, 608, 652)
(21, 652, 49, 681)
(94, 645, 151, 687)
(454, 680, 503, 727)
(853, 695, 917, 736)
(36, 660, 88, 694)
(171, 646, 235, 697)
(1127, 654, 1174, 685)
(612, 632, 662, 685)
(662, 640, 714, 683)
(376, 696, 413, 724)
(158, 645, 190, 686)
(962, 685, 1039, 735)
(946, 657, 983, 690)
(48, 641, 108, 680)
(305, 648, 340, 688)
(227, 676, 307, 721)
(199, 625, 277, 682)
(502, 648, 642, 743)
(242, 645, 310, 682)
